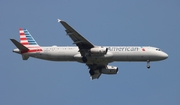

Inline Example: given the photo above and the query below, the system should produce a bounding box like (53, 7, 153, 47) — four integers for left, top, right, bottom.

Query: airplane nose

(161, 52, 168, 60)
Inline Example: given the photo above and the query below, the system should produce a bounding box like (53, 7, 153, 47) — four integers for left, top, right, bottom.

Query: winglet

(57, 19, 61, 23)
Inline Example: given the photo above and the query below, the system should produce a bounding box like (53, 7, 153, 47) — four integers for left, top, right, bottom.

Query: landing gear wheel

(82, 56, 87, 63)
(89, 70, 95, 75)
(147, 60, 150, 69)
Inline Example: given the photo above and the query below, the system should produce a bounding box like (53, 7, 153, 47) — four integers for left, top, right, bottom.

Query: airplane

(10, 19, 168, 79)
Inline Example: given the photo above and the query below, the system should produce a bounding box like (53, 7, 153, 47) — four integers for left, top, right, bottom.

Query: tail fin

(11, 29, 42, 60)
(19, 28, 40, 48)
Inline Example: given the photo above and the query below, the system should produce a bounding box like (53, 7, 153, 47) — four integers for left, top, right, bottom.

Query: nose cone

(161, 52, 168, 60)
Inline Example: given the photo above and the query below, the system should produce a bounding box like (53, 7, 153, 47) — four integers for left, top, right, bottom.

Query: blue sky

(1, 0, 180, 105)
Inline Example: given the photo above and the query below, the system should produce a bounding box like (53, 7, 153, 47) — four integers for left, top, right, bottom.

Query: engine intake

(90, 47, 108, 55)
(101, 65, 118, 74)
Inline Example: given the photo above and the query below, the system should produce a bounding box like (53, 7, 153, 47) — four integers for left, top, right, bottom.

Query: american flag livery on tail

(10, 28, 42, 60)
(19, 28, 42, 52)
(10, 28, 43, 60)
(20, 28, 39, 47)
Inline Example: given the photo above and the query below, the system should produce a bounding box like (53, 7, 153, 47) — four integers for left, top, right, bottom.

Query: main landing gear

(82, 56, 87, 63)
(89, 69, 95, 75)
(147, 60, 150, 69)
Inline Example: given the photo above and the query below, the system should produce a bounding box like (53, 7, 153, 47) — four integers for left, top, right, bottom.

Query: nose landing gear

(147, 60, 150, 69)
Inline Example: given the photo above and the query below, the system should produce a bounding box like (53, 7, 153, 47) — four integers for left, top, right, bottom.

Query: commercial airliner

(10, 19, 168, 79)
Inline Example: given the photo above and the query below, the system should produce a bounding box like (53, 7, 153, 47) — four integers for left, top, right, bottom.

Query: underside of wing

(58, 19, 110, 59)
(57, 19, 118, 80)
(58, 19, 94, 50)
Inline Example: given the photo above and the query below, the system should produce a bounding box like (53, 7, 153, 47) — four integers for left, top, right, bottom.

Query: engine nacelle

(101, 65, 118, 74)
(89, 47, 108, 55)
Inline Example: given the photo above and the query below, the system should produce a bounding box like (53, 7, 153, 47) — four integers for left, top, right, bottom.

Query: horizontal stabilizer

(10, 39, 29, 51)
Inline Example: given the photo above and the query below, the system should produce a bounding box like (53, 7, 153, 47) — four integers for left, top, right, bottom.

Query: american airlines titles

(108, 47, 139, 51)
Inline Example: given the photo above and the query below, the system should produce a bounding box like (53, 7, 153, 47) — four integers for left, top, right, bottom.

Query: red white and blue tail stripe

(19, 28, 42, 52)
(19, 28, 40, 47)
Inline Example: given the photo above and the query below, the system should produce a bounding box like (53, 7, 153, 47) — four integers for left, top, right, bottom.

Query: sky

(1, 0, 180, 105)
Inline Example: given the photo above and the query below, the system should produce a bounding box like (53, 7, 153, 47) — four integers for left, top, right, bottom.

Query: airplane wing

(58, 19, 108, 80)
(87, 64, 106, 80)
(58, 19, 95, 56)
(91, 71, 101, 80)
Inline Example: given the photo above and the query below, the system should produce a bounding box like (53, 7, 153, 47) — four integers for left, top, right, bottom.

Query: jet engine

(89, 47, 108, 55)
(101, 65, 118, 74)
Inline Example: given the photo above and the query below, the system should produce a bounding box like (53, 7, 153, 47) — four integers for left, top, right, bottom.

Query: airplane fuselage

(14, 46, 168, 65)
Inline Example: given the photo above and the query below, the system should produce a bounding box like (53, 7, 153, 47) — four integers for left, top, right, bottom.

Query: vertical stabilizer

(19, 28, 40, 48)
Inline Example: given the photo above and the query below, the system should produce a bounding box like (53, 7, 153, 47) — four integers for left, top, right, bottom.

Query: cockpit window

(156, 49, 161, 51)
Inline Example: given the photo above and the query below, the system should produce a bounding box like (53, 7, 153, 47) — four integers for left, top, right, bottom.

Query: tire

(82, 56, 87, 63)
(89, 70, 95, 75)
